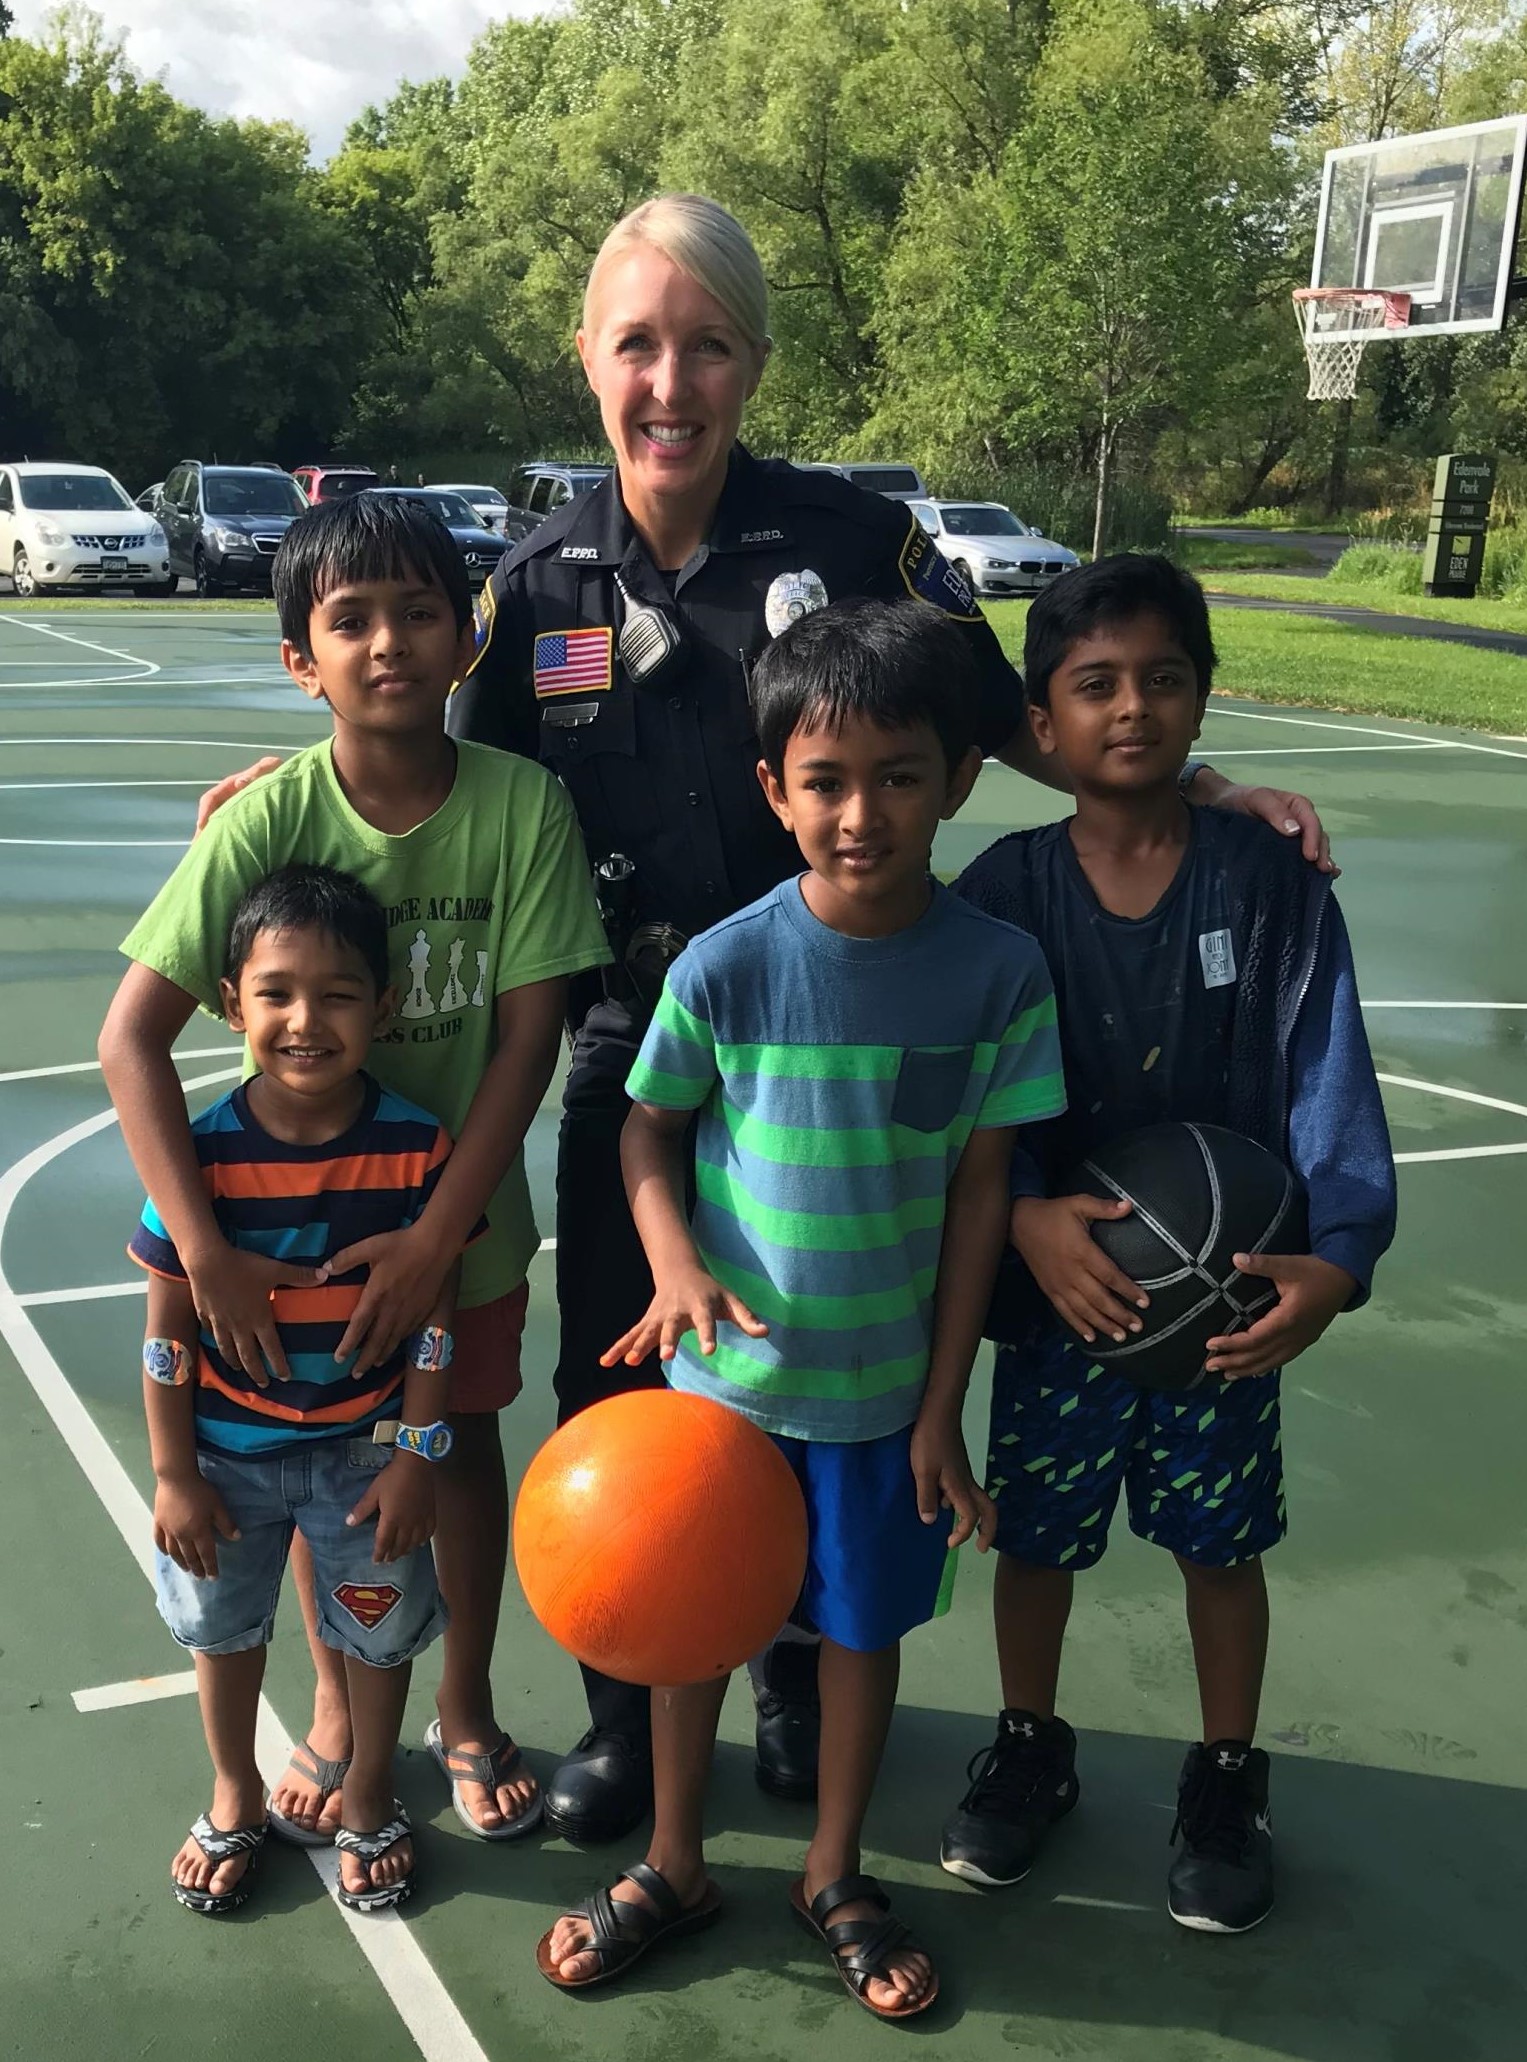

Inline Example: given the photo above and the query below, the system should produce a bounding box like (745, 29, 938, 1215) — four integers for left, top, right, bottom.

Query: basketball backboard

(1310, 116, 1527, 342)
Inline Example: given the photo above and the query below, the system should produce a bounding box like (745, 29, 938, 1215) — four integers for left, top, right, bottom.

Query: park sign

(1423, 452, 1494, 599)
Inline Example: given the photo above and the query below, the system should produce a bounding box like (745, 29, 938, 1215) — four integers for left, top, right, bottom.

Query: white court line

(0, 1045, 235, 1084)
(5, 736, 297, 750)
(1375, 1072, 1527, 1121)
(1204, 703, 1527, 763)
(1052, 1895, 1153, 1913)
(0, 1077, 490, 2062)
(1395, 1142, 1527, 1164)
(73, 1670, 197, 1712)
(0, 780, 223, 791)
(1200, 742, 1452, 756)
(0, 613, 159, 674)
(20, 1280, 146, 1308)
(21, 1238, 560, 1309)
(1366, 1001, 1527, 1009)
(0, 838, 190, 847)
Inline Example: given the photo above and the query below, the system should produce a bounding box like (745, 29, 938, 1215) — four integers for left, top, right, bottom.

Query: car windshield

(387, 490, 479, 527)
(941, 505, 1029, 537)
(453, 485, 505, 505)
(570, 472, 609, 493)
(204, 473, 307, 517)
(850, 467, 922, 494)
(320, 472, 378, 498)
(19, 473, 132, 512)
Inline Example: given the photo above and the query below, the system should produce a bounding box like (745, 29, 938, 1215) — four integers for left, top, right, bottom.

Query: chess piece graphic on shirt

(440, 937, 469, 1012)
(402, 928, 436, 1018)
(472, 950, 488, 1009)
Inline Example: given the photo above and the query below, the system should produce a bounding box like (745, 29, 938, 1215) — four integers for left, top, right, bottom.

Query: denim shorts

(772, 1424, 954, 1653)
(154, 1438, 447, 1666)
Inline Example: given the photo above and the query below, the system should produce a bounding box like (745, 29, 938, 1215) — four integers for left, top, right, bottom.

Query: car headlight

(145, 523, 167, 548)
(34, 518, 67, 545)
(985, 558, 1015, 571)
(211, 527, 246, 551)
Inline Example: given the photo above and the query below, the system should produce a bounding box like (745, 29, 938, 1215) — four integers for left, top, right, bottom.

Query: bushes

(1331, 532, 1527, 601)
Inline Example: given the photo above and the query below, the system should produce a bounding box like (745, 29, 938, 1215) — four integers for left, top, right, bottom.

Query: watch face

(424, 1425, 453, 1460)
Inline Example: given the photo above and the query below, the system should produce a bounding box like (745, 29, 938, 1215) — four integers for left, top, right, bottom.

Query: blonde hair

(583, 194, 770, 353)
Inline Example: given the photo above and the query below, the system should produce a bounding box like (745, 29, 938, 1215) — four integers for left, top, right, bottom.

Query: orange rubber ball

(513, 1389, 810, 1686)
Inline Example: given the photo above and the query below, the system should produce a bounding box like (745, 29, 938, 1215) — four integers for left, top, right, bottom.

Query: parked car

(157, 462, 308, 595)
(0, 461, 173, 597)
(432, 482, 536, 542)
(908, 499, 1079, 598)
(799, 461, 928, 501)
(291, 464, 380, 505)
(511, 462, 613, 522)
(366, 487, 507, 588)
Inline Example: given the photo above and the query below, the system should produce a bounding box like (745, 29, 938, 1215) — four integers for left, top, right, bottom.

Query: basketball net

(1292, 288, 1412, 401)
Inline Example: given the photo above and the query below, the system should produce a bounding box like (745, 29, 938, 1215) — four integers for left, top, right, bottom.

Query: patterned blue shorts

(986, 1326, 1285, 1570)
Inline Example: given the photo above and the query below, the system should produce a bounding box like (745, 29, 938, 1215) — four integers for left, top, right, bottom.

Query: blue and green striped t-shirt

(626, 879, 1065, 1441)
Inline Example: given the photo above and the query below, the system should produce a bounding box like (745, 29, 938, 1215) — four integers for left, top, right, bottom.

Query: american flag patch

(534, 626, 613, 697)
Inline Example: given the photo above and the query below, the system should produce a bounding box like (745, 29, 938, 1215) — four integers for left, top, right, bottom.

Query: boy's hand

(1011, 1193, 1149, 1346)
(153, 1469, 240, 1580)
(347, 1453, 437, 1563)
(1205, 1253, 1356, 1379)
(910, 1403, 996, 1551)
(600, 1265, 767, 1367)
(326, 1224, 454, 1375)
(194, 756, 280, 837)
(184, 1243, 330, 1385)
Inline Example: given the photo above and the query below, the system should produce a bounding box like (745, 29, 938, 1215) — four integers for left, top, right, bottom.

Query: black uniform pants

(551, 1000, 818, 1742)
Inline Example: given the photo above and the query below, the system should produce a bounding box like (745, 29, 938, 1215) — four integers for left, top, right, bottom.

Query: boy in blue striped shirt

(535, 600, 1065, 2018)
(131, 865, 476, 1918)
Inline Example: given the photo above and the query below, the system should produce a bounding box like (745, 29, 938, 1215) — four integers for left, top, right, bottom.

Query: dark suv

(157, 463, 308, 595)
(511, 462, 612, 522)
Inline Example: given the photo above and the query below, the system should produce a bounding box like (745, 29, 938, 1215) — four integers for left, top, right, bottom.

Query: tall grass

(945, 463, 1173, 555)
(1331, 530, 1527, 601)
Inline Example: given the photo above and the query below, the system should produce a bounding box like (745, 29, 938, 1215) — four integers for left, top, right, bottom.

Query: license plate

(102, 555, 126, 575)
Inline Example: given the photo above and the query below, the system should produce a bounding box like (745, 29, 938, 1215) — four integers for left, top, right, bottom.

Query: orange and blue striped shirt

(129, 1075, 473, 1457)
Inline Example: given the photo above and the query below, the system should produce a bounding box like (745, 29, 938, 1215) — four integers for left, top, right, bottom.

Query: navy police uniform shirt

(447, 444, 1027, 942)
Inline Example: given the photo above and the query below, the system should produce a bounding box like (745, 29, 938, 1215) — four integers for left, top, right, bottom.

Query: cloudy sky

(12, 1, 546, 158)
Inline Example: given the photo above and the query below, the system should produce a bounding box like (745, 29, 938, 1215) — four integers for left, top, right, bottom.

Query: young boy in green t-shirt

(100, 494, 610, 1844)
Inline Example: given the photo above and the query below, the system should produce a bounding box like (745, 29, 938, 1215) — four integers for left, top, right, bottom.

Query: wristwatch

(394, 1421, 455, 1462)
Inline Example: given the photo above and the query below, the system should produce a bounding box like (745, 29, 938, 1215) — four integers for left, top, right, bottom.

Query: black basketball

(1062, 1122, 1308, 1391)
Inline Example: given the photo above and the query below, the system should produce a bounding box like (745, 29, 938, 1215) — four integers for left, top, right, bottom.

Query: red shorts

(446, 1282, 528, 1415)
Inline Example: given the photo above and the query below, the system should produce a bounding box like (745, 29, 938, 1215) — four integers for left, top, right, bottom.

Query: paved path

(1182, 523, 1348, 569)
(1208, 588, 1527, 658)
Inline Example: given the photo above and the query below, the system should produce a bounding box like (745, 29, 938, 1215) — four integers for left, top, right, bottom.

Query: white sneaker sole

(939, 1853, 1032, 1889)
(1168, 1900, 1272, 1934)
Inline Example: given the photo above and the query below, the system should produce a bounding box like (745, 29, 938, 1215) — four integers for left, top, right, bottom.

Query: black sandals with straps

(789, 1873, 939, 2021)
(536, 1862, 722, 1991)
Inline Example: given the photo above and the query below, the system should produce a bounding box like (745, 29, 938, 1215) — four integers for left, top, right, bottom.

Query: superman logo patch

(332, 1582, 403, 1630)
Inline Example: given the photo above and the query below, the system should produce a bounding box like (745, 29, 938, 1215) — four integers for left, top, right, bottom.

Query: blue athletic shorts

(771, 1424, 954, 1652)
(986, 1326, 1285, 1571)
(154, 1438, 447, 1666)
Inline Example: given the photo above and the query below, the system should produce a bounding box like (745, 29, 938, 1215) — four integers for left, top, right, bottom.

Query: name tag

(1199, 929, 1237, 988)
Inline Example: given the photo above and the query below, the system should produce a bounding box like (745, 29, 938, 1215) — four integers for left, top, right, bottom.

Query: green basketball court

(3, 605, 1525, 2061)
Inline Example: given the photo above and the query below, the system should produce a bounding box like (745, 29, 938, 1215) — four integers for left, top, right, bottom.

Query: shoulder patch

(898, 521, 980, 620)
(560, 545, 600, 560)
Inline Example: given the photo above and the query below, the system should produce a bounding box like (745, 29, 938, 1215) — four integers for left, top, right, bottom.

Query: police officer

(445, 194, 1331, 1846)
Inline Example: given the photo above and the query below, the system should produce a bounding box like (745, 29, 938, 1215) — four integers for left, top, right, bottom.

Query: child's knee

(1175, 1552, 1264, 1593)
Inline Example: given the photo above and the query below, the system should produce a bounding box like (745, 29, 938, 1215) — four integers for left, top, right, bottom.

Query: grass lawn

(1177, 538, 1322, 572)
(984, 598, 1527, 734)
(1199, 571, 1527, 636)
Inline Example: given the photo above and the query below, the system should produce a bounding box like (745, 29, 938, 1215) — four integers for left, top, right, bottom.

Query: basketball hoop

(1292, 287, 1411, 400)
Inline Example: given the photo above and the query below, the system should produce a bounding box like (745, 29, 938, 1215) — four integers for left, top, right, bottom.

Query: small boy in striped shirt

(535, 599, 1065, 2019)
(130, 865, 477, 1919)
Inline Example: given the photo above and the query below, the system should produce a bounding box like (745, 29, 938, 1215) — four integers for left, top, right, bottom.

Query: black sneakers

(1167, 1739, 1274, 1933)
(939, 1710, 1081, 1888)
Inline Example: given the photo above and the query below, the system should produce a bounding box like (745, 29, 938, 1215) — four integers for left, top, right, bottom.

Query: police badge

(764, 568, 829, 638)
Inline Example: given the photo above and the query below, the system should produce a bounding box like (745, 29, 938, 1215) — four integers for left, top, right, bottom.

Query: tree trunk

(1092, 414, 1112, 561)
(1322, 400, 1352, 520)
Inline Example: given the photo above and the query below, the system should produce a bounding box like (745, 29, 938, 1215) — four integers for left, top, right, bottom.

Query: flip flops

(425, 1716, 544, 1840)
(536, 1862, 722, 1991)
(266, 1738, 352, 1848)
(334, 1802, 415, 1913)
(789, 1873, 939, 2021)
(172, 1814, 267, 1916)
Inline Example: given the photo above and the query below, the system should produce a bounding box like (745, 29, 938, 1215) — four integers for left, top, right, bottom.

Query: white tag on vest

(1199, 928, 1237, 988)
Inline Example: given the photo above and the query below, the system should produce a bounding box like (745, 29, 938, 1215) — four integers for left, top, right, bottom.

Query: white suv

(0, 462, 173, 597)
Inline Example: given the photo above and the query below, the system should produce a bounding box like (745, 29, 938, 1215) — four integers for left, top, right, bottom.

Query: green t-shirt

(121, 738, 610, 1306)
